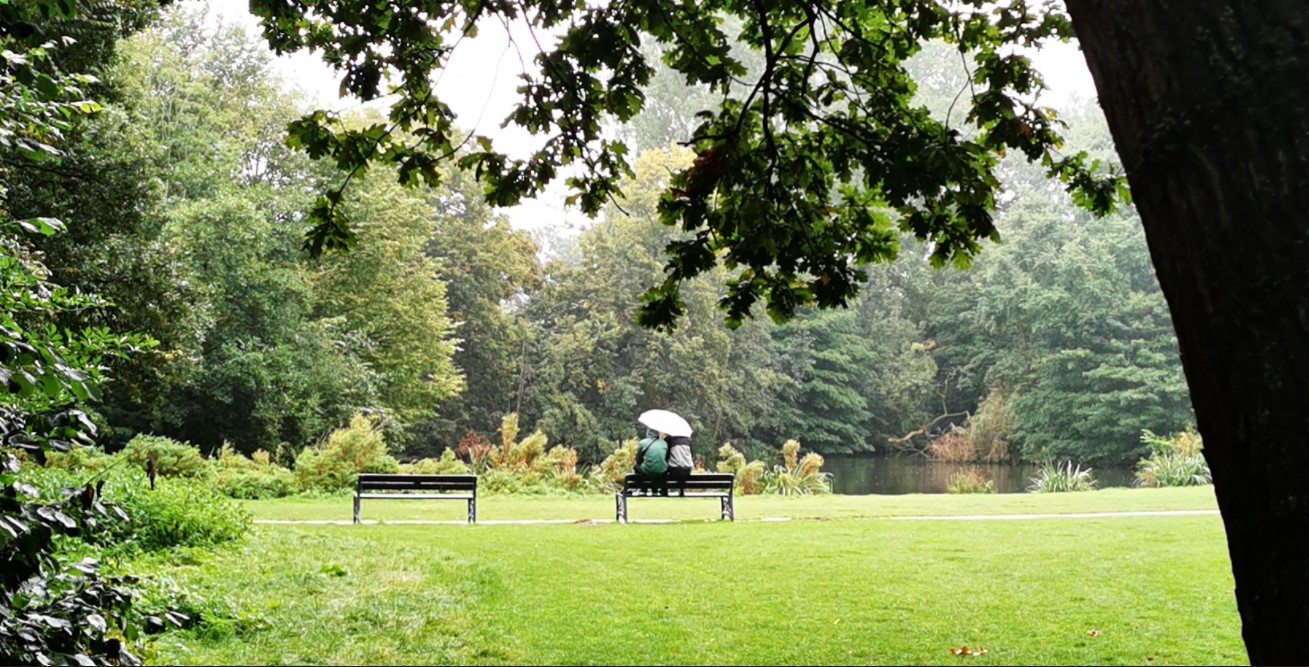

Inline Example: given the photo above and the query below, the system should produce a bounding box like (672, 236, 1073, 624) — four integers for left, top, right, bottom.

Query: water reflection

(823, 456, 1136, 495)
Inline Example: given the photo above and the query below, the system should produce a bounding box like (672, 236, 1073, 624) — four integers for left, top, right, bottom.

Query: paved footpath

(255, 509, 1219, 527)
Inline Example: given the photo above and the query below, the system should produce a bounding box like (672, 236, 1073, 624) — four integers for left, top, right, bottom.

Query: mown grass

(137, 488, 1244, 665)
(245, 485, 1219, 523)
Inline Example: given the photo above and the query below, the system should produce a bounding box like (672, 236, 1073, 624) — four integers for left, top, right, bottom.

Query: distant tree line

(18, 6, 1190, 467)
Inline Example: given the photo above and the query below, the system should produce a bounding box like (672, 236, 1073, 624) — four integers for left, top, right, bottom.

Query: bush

(926, 428, 975, 462)
(123, 434, 211, 480)
(947, 468, 996, 494)
(42, 445, 117, 474)
(17, 465, 250, 554)
(108, 475, 251, 552)
(486, 415, 548, 474)
(968, 389, 1015, 462)
(294, 414, 400, 492)
(545, 445, 585, 492)
(400, 449, 471, 475)
(762, 440, 831, 495)
(1135, 428, 1211, 487)
(590, 440, 638, 492)
(1027, 460, 1097, 493)
(717, 443, 766, 495)
(212, 444, 297, 499)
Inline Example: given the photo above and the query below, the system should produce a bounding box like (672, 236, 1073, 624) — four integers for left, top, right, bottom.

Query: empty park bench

(616, 473, 736, 523)
(353, 473, 478, 524)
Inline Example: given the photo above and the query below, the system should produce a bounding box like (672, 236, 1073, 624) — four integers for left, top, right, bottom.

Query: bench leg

(353, 494, 361, 524)
(616, 493, 627, 524)
(468, 496, 477, 524)
(721, 495, 734, 522)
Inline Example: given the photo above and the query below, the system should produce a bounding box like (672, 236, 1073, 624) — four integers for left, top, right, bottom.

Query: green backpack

(635, 436, 669, 477)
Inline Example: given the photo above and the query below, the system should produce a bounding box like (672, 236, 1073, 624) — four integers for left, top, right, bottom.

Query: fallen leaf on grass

(1087, 629, 1101, 637)
(949, 646, 988, 657)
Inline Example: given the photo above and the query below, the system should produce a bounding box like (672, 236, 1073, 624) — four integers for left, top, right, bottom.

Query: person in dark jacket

(665, 435, 694, 481)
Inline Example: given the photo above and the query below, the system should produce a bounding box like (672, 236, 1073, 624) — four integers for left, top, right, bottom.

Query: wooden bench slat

(358, 482, 476, 491)
(358, 491, 476, 496)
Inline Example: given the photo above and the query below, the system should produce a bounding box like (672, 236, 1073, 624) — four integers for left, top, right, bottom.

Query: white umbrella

(638, 409, 693, 437)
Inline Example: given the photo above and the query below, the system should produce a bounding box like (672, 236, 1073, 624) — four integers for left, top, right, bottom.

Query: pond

(823, 456, 1136, 495)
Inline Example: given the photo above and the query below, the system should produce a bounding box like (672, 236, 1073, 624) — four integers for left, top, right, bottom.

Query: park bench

(615, 473, 736, 523)
(353, 473, 478, 524)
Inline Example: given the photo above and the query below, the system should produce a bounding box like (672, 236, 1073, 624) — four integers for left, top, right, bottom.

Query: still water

(823, 456, 1136, 495)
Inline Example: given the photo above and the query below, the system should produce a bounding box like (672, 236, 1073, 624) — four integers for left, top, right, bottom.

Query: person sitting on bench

(665, 435, 693, 482)
(634, 432, 669, 494)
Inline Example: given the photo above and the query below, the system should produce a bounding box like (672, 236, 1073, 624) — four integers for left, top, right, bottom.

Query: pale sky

(203, 0, 1098, 233)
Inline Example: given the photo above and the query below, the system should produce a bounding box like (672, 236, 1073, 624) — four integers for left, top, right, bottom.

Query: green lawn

(245, 485, 1220, 523)
(138, 488, 1244, 665)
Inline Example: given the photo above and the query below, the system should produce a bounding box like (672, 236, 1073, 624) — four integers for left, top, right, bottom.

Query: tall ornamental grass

(1028, 460, 1097, 493)
(1135, 428, 1211, 487)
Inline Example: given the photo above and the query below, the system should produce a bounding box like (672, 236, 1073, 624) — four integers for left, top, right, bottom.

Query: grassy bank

(138, 488, 1243, 665)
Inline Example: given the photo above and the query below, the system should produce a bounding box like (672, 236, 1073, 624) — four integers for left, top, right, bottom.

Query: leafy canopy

(251, 0, 1126, 329)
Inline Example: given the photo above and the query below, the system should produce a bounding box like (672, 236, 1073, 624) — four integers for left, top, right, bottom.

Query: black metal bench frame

(615, 473, 736, 523)
(353, 473, 478, 524)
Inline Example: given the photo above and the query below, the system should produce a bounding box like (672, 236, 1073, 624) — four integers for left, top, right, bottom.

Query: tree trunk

(1064, 2, 1309, 663)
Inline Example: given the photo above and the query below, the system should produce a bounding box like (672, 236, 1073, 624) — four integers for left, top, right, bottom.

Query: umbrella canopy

(638, 409, 693, 438)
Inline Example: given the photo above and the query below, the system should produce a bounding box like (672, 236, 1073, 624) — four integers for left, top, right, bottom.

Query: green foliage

(212, 445, 297, 500)
(101, 474, 250, 553)
(469, 415, 587, 495)
(545, 446, 585, 492)
(1135, 428, 1211, 488)
(123, 434, 209, 479)
(967, 390, 1016, 462)
(409, 167, 542, 453)
(400, 449, 471, 476)
(314, 168, 464, 427)
(1, 23, 162, 657)
(294, 414, 400, 493)
(251, 0, 1125, 332)
(590, 440, 638, 492)
(43, 445, 116, 474)
(1027, 461, 1097, 493)
(716, 444, 766, 495)
(920, 180, 1192, 464)
(20, 464, 251, 554)
(947, 469, 997, 494)
(762, 440, 831, 495)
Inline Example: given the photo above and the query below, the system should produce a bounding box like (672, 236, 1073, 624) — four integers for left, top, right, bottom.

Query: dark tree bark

(1064, 1, 1309, 663)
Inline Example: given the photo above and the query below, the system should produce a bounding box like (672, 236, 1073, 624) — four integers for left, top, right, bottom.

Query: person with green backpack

(634, 431, 669, 494)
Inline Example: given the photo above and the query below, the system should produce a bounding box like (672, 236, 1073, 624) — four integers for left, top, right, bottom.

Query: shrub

(123, 434, 211, 480)
(1135, 428, 1211, 487)
(545, 445, 585, 492)
(486, 414, 549, 474)
(212, 444, 297, 499)
(294, 414, 400, 492)
(455, 431, 493, 471)
(591, 440, 638, 491)
(763, 440, 831, 495)
(107, 475, 251, 552)
(927, 428, 975, 462)
(1, 461, 147, 667)
(968, 389, 1015, 462)
(1027, 460, 1097, 493)
(17, 465, 250, 554)
(42, 445, 117, 474)
(400, 449, 471, 475)
(717, 443, 766, 495)
(947, 468, 996, 494)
